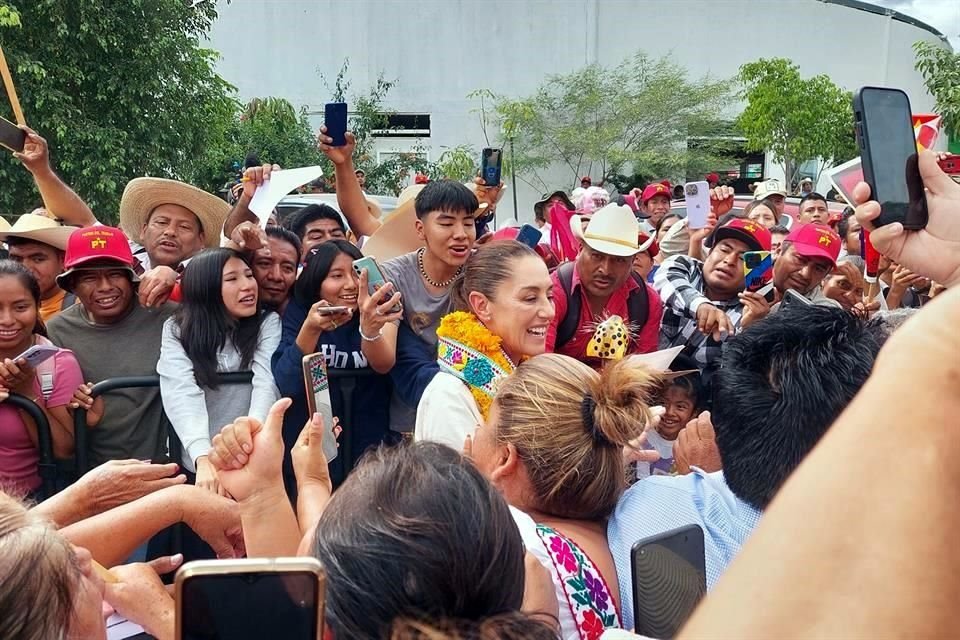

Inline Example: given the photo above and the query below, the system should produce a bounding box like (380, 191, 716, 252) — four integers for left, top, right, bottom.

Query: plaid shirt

(652, 254, 745, 371)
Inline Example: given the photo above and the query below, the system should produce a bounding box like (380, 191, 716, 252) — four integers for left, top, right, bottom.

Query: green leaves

(913, 41, 960, 140)
(0, 0, 235, 224)
(472, 51, 734, 191)
(736, 57, 856, 183)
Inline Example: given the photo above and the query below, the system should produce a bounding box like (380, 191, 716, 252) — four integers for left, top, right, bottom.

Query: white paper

(249, 166, 325, 227)
(106, 613, 145, 639)
(625, 345, 684, 371)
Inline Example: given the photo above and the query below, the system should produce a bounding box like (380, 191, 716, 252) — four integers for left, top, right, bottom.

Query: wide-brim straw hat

(0, 213, 74, 250)
(571, 203, 640, 257)
(119, 177, 230, 249)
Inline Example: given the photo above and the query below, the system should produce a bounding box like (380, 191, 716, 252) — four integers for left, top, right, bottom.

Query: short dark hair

(313, 442, 531, 638)
(768, 224, 790, 236)
(414, 179, 478, 220)
(799, 192, 828, 210)
(712, 305, 884, 510)
(4, 236, 65, 257)
(283, 204, 345, 240)
(294, 239, 362, 307)
(837, 207, 857, 238)
(264, 225, 302, 262)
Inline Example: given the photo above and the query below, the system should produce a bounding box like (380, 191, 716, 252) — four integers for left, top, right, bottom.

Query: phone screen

(481, 148, 502, 187)
(180, 572, 320, 640)
(631, 525, 706, 639)
(856, 88, 925, 228)
(324, 102, 348, 147)
(0, 117, 26, 153)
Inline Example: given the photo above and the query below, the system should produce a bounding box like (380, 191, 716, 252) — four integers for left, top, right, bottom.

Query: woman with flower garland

(414, 241, 555, 449)
(467, 353, 662, 639)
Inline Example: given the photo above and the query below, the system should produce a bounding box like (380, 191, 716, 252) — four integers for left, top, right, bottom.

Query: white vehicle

(276, 193, 399, 232)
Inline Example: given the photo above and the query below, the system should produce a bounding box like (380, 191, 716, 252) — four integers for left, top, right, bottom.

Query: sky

(870, 0, 960, 49)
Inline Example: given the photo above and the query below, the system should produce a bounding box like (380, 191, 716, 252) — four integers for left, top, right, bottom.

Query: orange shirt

(39, 288, 69, 323)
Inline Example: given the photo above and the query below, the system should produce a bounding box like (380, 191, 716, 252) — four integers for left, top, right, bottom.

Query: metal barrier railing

(2, 392, 57, 499)
(73, 369, 372, 475)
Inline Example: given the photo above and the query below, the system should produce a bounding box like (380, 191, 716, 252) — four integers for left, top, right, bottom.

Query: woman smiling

(415, 241, 555, 449)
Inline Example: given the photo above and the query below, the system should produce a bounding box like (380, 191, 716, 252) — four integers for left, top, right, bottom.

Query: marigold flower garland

(435, 311, 515, 420)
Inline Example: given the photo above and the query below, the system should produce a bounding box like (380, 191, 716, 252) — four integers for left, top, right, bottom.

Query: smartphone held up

(324, 102, 348, 147)
(853, 87, 928, 230)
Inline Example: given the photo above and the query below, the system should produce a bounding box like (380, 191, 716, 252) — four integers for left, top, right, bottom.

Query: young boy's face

(416, 208, 477, 268)
(659, 385, 697, 440)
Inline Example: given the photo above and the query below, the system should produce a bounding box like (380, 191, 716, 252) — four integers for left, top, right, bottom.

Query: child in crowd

(635, 361, 704, 479)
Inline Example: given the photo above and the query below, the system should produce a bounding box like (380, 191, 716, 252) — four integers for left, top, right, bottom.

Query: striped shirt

(653, 254, 745, 371)
(607, 468, 762, 630)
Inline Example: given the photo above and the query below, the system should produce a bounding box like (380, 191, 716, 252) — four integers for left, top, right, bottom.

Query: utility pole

(510, 137, 519, 221)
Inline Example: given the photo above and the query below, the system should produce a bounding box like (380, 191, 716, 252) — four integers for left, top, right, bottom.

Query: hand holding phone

(324, 102, 348, 147)
(14, 344, 59, 368)
(481, 148, 502, 187)
(353, 257, 402, 314)
(0, 117, 26, 153)
(684, 181, 711, 229)
(853, 87, 927, 229)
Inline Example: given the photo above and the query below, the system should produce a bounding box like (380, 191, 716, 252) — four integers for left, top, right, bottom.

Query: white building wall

(207, 0, 949, 224)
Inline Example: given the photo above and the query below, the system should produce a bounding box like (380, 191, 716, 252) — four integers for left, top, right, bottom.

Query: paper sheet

(106, 613, 145, 639)
(249, 166, 325, 227)
(625, 346, 684, 371)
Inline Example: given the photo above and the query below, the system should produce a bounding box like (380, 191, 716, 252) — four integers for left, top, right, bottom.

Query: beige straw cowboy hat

(119, 177, 230, 249)
(0, 213, 74, 250)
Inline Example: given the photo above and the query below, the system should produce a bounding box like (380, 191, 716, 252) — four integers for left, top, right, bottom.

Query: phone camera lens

(686, 184, 698, 196)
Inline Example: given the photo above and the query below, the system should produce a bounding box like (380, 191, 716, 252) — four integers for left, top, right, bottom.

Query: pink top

(0, 346, 83, 495)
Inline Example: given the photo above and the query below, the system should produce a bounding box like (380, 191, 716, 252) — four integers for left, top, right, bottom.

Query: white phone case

(684, 181, 711, 229)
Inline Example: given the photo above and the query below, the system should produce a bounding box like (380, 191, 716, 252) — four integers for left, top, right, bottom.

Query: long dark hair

(294, 239, 362, 307)
(173, 249, 263, 388)
(0, 259, 46, 337)
(314, 442, 543, 638)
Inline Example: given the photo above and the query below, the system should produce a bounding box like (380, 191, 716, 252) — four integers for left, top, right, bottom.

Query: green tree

(0, 0, 236, 223)
(323, 59, 430, 196)
(471, 52, 733, 193)
(914, 41, 960, 145)
(736, 57, 856, 185)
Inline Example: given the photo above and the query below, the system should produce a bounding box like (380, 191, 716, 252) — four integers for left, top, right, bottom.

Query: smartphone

(14, 344, 59, 367)
(515, 223, 542, 248)
(781, 288, 813, 308)
(0, 116, 26, 153)
(631, 524, 706, 640)
(742, 250, 773, 291)
(853, 87, 927, 229)
(352, 256, 401, 314)
(316, 305, 350, 316)
(301, 353, 339, 463)
(757, 282, 777, 304)
(684, 181, 710, 229)
(324, 102, 348, 147)
(175, 558, 325, 640)
(481, 147, 502, 187)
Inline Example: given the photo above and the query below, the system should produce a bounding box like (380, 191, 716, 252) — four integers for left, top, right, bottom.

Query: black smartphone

(853, 87, 927, 229)
(0, 117, 26, 153)
(631, 524, 706, 639)
(324, 102, 348, 147)
(515, 223, 542, 248)
(481, 147, 502, 187)
(176, 559, 325, 640)
(781, 288, 813, 309)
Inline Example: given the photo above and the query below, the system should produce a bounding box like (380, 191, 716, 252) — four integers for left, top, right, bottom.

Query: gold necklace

(417, 247, 463, 288)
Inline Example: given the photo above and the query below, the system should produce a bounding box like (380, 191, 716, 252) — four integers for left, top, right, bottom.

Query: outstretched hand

(853, 150, 960, 288)
(209, 398, 292, 504)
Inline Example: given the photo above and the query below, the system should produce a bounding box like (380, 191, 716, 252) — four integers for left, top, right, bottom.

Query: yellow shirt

(39, 288, 69, 323)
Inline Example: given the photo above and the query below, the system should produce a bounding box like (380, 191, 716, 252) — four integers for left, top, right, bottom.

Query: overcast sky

(870, 0, 960, 48)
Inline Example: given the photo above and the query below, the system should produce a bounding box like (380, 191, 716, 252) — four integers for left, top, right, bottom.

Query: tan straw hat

(572, 203, 640, 257)
(119, 177, 230, 249)
(0, 213, 74, 250)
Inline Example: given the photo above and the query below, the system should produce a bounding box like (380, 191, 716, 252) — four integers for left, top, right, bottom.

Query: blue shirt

(607, 468, 762, 630)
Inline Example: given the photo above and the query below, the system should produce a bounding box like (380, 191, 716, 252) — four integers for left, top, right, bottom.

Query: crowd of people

(0, 119, 958, 640)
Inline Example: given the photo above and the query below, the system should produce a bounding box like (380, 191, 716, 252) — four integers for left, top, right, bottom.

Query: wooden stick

(0, 44, 25, 125)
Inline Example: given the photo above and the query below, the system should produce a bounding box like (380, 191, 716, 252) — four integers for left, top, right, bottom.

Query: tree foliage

(913, 41, 960, 142)
(0, 0, 237, 223)
(470, 53, 734, 193)
(736, 57, 856, 184)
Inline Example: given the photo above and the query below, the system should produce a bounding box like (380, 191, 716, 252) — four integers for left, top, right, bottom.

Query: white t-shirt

(414, 372, 481, 450)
